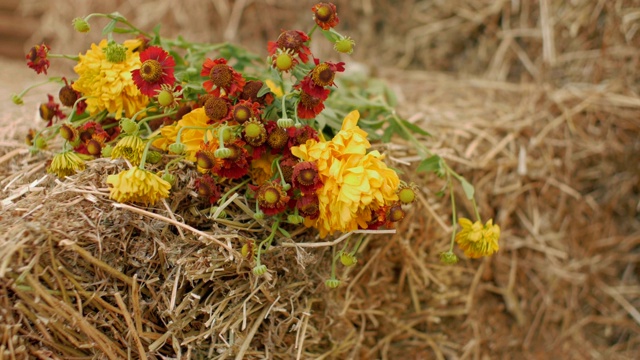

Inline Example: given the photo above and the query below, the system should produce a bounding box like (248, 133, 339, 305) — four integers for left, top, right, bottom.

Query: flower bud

(11, 94, 24, 105)
(439, 251, 459, 265)
(214, 147, 233, 159)
(168, 142, 186, 155)
(287, 214, 304, 224)
(161, 172, 175, 186)
(277, 118, 294, 128)
(334, 37, 355, 55)
(72, 17, 91, 33)
(120, 119, 139, 135)
(145, 150, 162, 164)
(340, 252, 357, 267)
(253, 265, 267, 276)
(325, 279, 341, 289)
(157, 89, 174, 107)
(101, 145, 113, 158)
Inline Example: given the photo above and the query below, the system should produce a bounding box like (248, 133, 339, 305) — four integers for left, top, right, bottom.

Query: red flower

(257, 181, 290, 216)
(212, 140, 250, 179)
(267, 30, 312, 64)
(201, 58, 245, 97)
(26, 44, 50, 74)
(59, 78, 86, 114)
(295, 78, 329, 119)
(289, 124, 320, 148)
(73, 122, 110, 155)
(131, 46, 176, 96)
(292, 161, 323, 194)
(312, 3, 340, 30)
(297, 194, 320, 220)
(231, 99, 262, 124)
(39, 94, 66, 127)
(308, 59, 345, 88)
(194, 174, 221, 204)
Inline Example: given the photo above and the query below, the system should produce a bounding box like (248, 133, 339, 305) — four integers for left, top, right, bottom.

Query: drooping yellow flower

(249, 152, 277, 185)
(47, 151, 85, 178)
(73, 39, 148, 119)
(106, 167, 171, 206)
(455, 218, 500, 258)
(292, 110, 399, 238)
(264, 79, 284, 98)
(111, 135, 146, 165)
(152, 107, 213, 162)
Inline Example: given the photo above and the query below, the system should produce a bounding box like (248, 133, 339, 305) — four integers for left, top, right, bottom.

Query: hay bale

(1, 0, 639, 358)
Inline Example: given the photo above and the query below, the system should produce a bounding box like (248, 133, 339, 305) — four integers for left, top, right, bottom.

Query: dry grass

(1, 0, 639, 358)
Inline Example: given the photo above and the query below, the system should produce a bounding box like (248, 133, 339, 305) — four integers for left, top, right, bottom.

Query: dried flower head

(257, 181, 290, 216)
(26, 43, 50, 74)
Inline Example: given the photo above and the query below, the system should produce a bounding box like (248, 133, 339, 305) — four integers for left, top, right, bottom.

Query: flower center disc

(210, 64, 232, 89)
(264, 188, 280, 204)
(140, 60, 163, 82)
(312, 64, 334, 86)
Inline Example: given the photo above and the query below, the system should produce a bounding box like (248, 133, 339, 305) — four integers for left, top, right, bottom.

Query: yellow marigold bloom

(455, 218, 500, 258)
(106, 167, 171, 206)
(72, 39, 148, 119)
(111, 135, 146, 165)
(47, 151, 85, 178)
(152, 108, 213, 162)
(292, 110, 399, 238)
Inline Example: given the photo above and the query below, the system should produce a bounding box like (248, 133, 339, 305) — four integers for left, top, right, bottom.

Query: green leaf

(460, 177, 475, 200)
(320, 29, 342, 43)
(102, 19, 117, 35)
(278, 227, 292, 238)
(417, 155, 441, 173)
(257, 83, 271, 97)
(400, 118, 430, 137)
(381, 123, 398, 143)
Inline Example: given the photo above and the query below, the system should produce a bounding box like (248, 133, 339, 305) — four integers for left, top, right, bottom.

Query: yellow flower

(152, 108, 214, 162)
(455, 218, 500, 258)
(249, 152, 277, 185)
(111, 135, 145, 165)
(73, 39, 148, 119)
(106, 167, 171, 205)
(265, 79, 284, 98)
(292, 110, 399, 238)
(47, 151, 85, 178)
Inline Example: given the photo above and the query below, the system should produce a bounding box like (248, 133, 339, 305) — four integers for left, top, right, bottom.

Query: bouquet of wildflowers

(15, 2, 500, 287)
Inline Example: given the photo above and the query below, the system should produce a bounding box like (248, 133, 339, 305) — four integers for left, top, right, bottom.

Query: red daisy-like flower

(257, 181, 290, 216)
(289, 124, 320, 148)
(39, 94, 66, 127)
(308, 59, 345, 88)
(201, 58, 245, 97)
(292, 161, 322, 194)
(131, 46, 176, 96)
(295, 79, 330, 119)
(26, 43, 50, 75)
(212, 140, 250, 179)
(231, 99, 262, 124)
(297, 194, 320, 220)
(73, 122, 111, 155)
(240, 80, 274, 106)
(312, 3, 340, 30)
(194, 174, 221, 204)
(267, 30, 312, 64)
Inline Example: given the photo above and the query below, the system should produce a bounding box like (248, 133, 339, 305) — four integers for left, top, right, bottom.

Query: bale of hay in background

(0, 0, 638, 358)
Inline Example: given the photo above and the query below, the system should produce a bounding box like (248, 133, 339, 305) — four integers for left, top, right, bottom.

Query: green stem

(307, 24, 319, 40)
(163, 155, 185, 173)
(47, 54, 79, 61)
(14, 77, 64, 100)
(85, 13, 151, 38)
(273, 157, 288, 187)
(471, 197, 482, 223)
(255, 219, 281, 266)
(447, 171, 457, 253)
(350, 234, 366, 255)
(138, 135, 160, 169)
(174, 125, 212, 146)
(218, 178, 250, 205)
